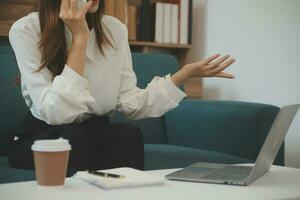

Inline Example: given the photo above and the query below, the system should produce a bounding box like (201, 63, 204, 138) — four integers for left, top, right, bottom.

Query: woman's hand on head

(171, 54, 236, 86)
(59, 0, 93, 42)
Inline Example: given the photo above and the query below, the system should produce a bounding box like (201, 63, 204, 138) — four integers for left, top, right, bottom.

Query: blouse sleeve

(9, 22, 95, 125)
(116, 30, 187, 120)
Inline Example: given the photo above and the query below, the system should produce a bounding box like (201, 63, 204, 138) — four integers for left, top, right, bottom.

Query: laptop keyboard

(202, 166, 252, 181)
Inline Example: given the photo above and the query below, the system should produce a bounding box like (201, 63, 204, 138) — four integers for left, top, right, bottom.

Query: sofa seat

(0, 156, 35, 184)
(0, 166, 35, 184)
(144, 144, 253, 170)
(0, 156, 10, 168)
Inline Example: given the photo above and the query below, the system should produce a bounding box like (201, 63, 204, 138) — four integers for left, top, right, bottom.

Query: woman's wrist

(72, 35, 89, 46)
(66, 35, 89, 76)
(171, 67, 191, 87)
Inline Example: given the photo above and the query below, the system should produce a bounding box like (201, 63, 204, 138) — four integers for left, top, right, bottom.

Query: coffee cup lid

(31, 138, 71, 152)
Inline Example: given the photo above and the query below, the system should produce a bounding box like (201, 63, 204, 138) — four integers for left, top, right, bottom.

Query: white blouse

(9, 12, 187, 125)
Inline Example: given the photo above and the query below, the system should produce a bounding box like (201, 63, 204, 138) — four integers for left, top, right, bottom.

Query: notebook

(75, 168, 165, 189)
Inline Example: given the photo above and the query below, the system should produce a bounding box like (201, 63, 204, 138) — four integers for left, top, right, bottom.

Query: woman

(8, 0, 235, 175)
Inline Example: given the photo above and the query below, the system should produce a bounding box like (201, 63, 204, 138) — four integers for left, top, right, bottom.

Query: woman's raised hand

(59, 0, 93, 41)
(171, 54, 236, 86)
(60, 0, 93, 75)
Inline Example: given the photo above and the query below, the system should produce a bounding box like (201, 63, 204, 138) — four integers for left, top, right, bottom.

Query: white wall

(189, 0, 300, 168)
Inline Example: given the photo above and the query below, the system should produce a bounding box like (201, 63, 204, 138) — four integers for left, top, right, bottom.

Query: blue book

(141, 0, 151, 41)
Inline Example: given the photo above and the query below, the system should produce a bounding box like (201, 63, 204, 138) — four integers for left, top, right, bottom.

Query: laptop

(166, 104, 300, 186)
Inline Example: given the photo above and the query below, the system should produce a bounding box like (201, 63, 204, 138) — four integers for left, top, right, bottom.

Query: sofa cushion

(164, 100, 283, 165)
(0, 167, 35, 184)
(144, 144, 253, 170)
(0, 54, 29, 155)
(0, 45, 15, 55)
(131, 53, 183, 90)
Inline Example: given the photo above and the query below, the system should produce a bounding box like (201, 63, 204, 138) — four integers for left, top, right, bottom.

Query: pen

(88, 170, 125, 179)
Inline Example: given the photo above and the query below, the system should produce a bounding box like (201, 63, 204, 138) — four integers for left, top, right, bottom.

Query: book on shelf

(141, 0, 150, 41)
(127, 5, 137, 40)
(148, 2, 165, 42)
(179, 0, 188, 44)
(105, 0, 127, 24)
(104, 0, 193, 45)
(171, 3, 179, 44)
(153, 2, 164, 43)
(105, 0, 115, 16)
(116, 0, 127, 24)
(163, 3, 171, 43)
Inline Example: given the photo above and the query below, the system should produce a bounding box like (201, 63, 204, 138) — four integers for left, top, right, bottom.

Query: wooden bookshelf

(0, 20, 14, 37)
(129, 41, 191, 65)
(127, 0, 201, 98)
(0, 0, 37, 36)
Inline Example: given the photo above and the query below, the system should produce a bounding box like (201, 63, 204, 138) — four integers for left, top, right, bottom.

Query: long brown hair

(38, 0, 114, 78)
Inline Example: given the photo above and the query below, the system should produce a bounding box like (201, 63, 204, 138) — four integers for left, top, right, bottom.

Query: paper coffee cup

(32, 138, 71, 186)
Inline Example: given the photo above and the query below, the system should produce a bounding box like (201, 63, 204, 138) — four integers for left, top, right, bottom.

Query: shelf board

(0, 20, 14, 36)
(129, 41, 191, 49)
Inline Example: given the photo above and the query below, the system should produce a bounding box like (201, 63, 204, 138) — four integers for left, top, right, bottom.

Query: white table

(1, 165, 300, 200)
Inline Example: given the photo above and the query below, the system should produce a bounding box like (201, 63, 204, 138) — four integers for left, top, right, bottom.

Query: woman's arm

(8, 0, 96, 125)
(117, 39, 187, 120)
(116, 26, 236, 120)
(59, 0, 93, 75)
(9, 25, 95, 125)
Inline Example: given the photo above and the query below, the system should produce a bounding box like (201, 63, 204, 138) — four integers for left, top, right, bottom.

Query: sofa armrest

(164, 99, 284, 165)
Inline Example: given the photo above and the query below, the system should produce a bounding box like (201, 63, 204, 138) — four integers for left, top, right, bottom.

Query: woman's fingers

(188, 55, 217, 69)
(70, 0, 77, 13)
(215, 72, 235, 79)
(61, 0, 92, 17)
(205, 55, 230, 70)
(61, 0, 69, 9)
(203, 54, 221, 65)
(80, 0, 93, 15)
(219, 58, 236, 69)
(209, 58, 236, 74)
(59, 0, 93, 24)
(60, 0, 69, 14)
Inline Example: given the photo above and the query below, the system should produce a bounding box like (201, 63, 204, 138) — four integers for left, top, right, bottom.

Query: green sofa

(0, 45, 284, 184)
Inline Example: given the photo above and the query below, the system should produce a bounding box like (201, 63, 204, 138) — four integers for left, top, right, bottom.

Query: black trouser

(8, 112, 144, 176)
